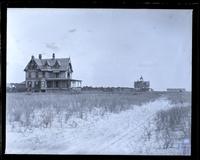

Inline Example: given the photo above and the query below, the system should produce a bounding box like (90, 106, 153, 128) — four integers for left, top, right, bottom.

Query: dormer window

(44, 60, 49, 66)
(54, 60, 61, 68)
(44, 60, 51, 69)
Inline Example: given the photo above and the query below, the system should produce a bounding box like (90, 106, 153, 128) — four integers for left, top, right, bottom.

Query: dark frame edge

(0, 1, 200, 160)
(0, 0, 7, 157)
(191, 3, 200, 160)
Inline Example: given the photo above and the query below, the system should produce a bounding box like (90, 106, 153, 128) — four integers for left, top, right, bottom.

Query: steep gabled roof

(24, 57, 73, 72)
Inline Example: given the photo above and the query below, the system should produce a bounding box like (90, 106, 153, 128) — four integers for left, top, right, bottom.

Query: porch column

(79, 81, 81, 87)
(72, 81, 75, 87)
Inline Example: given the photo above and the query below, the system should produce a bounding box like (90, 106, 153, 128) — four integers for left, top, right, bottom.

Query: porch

(46, 78, 82, 89)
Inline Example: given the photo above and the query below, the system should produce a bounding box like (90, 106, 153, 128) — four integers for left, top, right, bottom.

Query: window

(31, 72, 36, 78)
(67, 73, 70, 79)
(56, 73, 59, 78)
(47, 81, 51, 88)
(28, 72, 31, 78)
(55, 81, 59, 88)
(43, 72, 45, 78)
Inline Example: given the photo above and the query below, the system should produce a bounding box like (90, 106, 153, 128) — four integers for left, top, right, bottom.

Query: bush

(154, 105, 191, 149)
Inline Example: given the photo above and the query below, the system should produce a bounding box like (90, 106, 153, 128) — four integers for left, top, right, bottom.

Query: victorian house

(24, 53, 82, 92)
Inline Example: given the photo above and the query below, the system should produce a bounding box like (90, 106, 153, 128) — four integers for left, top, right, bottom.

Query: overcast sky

(7, 9, 192, 91)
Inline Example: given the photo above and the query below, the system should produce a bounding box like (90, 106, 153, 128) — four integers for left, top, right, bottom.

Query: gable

(24, 59, 40, 71)
(53, 60, 61, 68)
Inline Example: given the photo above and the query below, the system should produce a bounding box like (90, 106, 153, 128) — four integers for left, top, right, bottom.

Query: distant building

(24, 53, 82, 92)
(134, 76, 150, 91)
(13, 82, 26, 92)
(6, 82, 26, 92)
(167, 88, 186, 92)
(6, 83, 15, 92)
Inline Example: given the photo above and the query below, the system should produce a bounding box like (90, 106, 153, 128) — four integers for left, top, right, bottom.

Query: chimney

(31, 55, 34, 60)
(52, 53, 55, 59)
(39, 54, 42, 59)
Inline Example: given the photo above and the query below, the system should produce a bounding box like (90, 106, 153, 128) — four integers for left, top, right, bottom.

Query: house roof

(24, 57, 73, 72)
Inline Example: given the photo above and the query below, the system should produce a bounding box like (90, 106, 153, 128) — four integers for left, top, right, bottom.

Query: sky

(7, 9, 192, 91)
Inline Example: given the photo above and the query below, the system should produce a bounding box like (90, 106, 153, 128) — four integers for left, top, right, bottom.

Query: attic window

(44, 61, 49, 66)
(54, 60, 61, 68)
(29, 60, 37, 70)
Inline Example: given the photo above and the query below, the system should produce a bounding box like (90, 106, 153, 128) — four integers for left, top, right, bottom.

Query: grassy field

(6, 91, 191, 154)
(6, 91, 191, 130)
(6, 92, 161, 125)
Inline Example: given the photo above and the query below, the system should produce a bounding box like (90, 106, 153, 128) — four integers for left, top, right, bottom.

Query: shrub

(154, 105, 191, 149)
